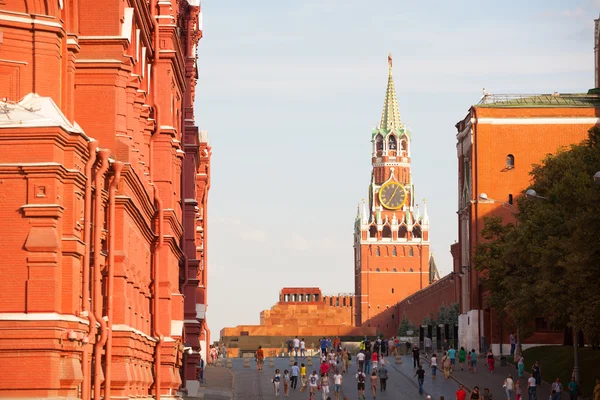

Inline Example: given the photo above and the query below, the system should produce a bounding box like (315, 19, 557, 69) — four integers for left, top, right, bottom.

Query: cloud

(284, 235, 341, 251)
(239, 229, 267, 242)
(284, 234, 312, 250)
(213, 216, 241, 225)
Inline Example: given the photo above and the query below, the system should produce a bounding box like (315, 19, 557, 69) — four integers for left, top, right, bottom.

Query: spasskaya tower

(353, 54, 434, 336)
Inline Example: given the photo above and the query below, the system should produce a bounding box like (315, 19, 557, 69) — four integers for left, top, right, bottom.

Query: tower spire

(380, 53, 401, 131)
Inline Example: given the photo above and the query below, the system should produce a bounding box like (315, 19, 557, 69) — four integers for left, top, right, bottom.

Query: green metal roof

(477, 92, 600, 108)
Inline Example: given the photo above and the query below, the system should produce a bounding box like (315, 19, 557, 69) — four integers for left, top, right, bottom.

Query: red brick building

(0, 1, 210, 399)
(353, 55, 436, 337)
(454, 96, 600, 355)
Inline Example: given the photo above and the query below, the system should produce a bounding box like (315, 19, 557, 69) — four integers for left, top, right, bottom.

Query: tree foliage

(398, 313, 415, 336)
(474, 127, 600, 345)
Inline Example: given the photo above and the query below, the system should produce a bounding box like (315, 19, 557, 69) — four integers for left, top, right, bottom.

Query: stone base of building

(458, 309, 482, 352)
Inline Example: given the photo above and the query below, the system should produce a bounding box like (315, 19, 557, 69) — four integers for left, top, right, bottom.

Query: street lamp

(594, 171, 600, 184)
(524, 189, 547, 200)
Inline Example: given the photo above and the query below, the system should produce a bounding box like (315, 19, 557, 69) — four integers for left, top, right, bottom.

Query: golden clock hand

(389, 186, 399, 205)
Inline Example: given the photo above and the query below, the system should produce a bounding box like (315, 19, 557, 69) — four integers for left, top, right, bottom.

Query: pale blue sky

(195, 0, 597, 339)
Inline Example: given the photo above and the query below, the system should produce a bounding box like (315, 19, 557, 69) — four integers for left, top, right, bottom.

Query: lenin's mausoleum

(0, 1, 210, 399)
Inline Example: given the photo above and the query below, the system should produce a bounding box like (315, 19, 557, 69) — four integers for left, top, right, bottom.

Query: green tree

(398, 313, 415, 336)
(475, 127, 600, 382)
(437, 303, 459, 326)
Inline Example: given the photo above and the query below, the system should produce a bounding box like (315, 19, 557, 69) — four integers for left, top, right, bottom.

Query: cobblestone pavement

(226, 355, 465, 400)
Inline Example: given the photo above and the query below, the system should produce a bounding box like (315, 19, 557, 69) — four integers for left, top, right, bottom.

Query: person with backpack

(356, 370, 367, 400)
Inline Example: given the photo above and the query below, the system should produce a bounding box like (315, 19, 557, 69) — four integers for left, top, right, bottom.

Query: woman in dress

(430, 353, 438, 380)
(370, 371, 378, 400)
(517, 355, 525, 378)
(283, 369, 290, 397)
(487, 349, 495, 373)
(272, 369, 281, 396)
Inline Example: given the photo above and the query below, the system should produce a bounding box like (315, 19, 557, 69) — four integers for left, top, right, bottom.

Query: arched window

(291, 294, 297, 302)
(392, 247, 397, 256)
(343, 297, 347, 306)
(350, 297, 353, 307)
(401, 139, 408, 151)
(336, 298, 340, 306)
(508, 194, 513, 205)
(398, 225, 408, 239)
(391, 288, 395, 294)
(408, 247, 414, 257)
(314, 294, 319, 302)
(382, 225, 392, 239)
(376, 268, 380, 272)
(506, 154, 515, 169)
(376, 135, 384, 152)
(284, 294, 289, 302)
(409, 268, 413, 272)
(392, 268, 397, 272)
(330, 297, 333, 306)
(376, 247, 381, 257)
(388, 135, 397, 150)
(369, 225, 377, 238)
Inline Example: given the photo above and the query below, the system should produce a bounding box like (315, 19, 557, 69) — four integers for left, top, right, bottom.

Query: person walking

(567, 377, 579, 400)
(515, 380, 522, 400)
(431, 353, 438, 380)
(448, 346, 457, 371)
(357, 351, 366, 373)
(370, 351, 379, 374)
(308, 371, 319, 400)
(458, 347, 467, 371)
(487, 349, 495, 373)
(378, 363, 388, 392)
(283, 370, 290, 397)
(470, 386, 481, 400)
(425, 336, 433, 357)
(551, 378, 562, 400)
(300, 363, 308, 392)
(256, 346, 265, 371)
(272, 369, 281, 396)
(370, 371, 378, 399)
(456, 384, 467, 400)
(532, 361, 541, 387)
(332, 370, 343, 400)
(594, 378, 600, 400)
(291, 362, 300, 390)
(414, 364, 426, 395)
(442, 352, 451, 380)
(527, 374, 537, 400)
(356, 370, 367, 400)
(365, 348, 372, 375)
(504, 374, 514, 400)
(198, 354, 205, 384)
(320, 372, 330, 400)
(301, 338, 306, 358)
(470, 349, 478, 374)
(293, 336, 300, 358)
(509, 333, 516, 356)
(412, 344, 421, 368)
(483, 388, 493, 400)
(517, 355, 524, 378)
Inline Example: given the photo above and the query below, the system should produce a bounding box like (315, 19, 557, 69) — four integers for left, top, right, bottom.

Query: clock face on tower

(378, 181, 407, 210)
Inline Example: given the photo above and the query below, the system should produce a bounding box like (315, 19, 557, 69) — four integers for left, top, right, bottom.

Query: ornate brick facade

(0, 1, 209, 399)
(353, 55, 435, 337)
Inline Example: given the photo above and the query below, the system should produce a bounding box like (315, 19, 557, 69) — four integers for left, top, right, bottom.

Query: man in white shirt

(528, 375, 537, 400)
(356, 351, 366, 373)
(300, 338, 306, 358)
(308, 371, 319, 397)
(332, 371, 343, 400)
(293, 336, 300, 357)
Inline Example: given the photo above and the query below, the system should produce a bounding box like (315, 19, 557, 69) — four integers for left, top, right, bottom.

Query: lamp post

(478, 193, 519, 358)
